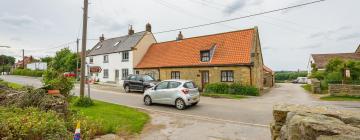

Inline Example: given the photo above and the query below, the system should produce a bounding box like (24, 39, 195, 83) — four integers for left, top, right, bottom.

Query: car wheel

(144, 96, 152, 106)
(192, 102, 198, 106)
(124, 85, 131, 93)
(175, 98, 186, 110)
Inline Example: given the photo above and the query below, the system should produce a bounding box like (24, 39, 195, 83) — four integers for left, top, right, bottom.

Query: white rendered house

(86, 24, 156, 83)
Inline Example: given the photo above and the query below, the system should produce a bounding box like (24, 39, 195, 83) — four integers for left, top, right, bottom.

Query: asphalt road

(1, 75, 360, 126)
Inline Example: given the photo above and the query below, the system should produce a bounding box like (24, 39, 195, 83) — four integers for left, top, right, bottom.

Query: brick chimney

(176, 31, 183, 41)
(99, 34, 105, 42)
(128, 25, 135, 35)
(146, 23, 152, 32)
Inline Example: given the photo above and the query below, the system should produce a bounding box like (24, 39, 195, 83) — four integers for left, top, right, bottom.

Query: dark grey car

(123, 74, 158, 93)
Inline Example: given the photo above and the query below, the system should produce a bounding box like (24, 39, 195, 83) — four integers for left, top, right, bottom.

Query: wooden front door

(200, 71, 209, 90)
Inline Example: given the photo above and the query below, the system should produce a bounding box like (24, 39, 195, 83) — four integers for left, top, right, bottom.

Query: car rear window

(183, 82, 196, 89)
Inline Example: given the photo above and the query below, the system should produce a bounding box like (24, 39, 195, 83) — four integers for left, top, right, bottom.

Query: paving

(1, 75, 359, 140)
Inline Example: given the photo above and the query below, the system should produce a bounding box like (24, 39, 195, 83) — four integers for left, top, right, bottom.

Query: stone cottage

(135, 27, 266, 90)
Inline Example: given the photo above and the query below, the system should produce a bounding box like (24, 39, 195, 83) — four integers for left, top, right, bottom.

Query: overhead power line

(19, 0, 326, 54)
(153, 0, 326, 34)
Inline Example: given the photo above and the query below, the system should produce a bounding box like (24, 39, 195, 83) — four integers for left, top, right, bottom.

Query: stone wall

(329, 84, 360, 97)
(270, 104, 360, 140)
(159, 66, 252, 90)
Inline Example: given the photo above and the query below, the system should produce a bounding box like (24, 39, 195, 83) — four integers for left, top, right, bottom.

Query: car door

(165, 81, 182, 104)
(128, 75, 137, 90)
(135, 75, 144, 90)
(152, 81, 169, 104)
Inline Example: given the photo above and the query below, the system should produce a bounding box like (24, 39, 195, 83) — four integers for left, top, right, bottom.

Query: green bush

(10, 69, 44, 77)
(74, 97, 94, 107)
(204, 83, 229, 94)
(0, 107, 68, 139)
(43, 69, 75, 97)
(205, 83, 259, 96)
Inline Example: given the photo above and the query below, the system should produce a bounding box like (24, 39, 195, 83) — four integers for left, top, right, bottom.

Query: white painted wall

(26, 62, 47, 70)
(86, 51, 134, 83)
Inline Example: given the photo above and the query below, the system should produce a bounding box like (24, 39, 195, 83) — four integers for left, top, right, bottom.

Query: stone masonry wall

(270, 104, 360, 140)
(329, 84, 360, 97)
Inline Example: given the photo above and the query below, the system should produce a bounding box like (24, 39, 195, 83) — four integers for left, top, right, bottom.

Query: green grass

(70, 98, 149, 134)
(301, 84, 312, 92)
(0, 80, 23, 90)
(320, 96, 360, 101)
(201, 93, 247, 99)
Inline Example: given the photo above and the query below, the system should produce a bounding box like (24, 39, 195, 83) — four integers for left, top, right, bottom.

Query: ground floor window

(135, 70, 139, 74)
(221, 70, 234, 82)
(122, 69, 129, 80)
(171, 71, 180, 79)
(103, 69, 109, 78)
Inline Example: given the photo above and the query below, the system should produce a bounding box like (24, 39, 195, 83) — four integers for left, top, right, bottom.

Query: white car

(143, 80, 200, 110)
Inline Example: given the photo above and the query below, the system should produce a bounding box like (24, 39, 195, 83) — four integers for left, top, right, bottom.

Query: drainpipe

(249, 66, 253, 86)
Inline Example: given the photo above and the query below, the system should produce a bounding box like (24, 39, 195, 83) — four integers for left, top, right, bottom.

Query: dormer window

(200, 51, 210, 62)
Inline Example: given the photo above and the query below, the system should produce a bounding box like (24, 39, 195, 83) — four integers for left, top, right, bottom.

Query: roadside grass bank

(201, 93, 247, 100)
(70, 97, 150, 135)
(320, 96, 360, 101)
(301, 84, 312, 92)
(0, 80, 24, 90)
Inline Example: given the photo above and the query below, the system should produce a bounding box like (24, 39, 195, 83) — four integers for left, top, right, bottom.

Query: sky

(0, 0, 359, 71)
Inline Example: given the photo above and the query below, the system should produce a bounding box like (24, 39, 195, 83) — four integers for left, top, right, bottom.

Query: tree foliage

(0, 55, 15, 65)
(311, 58, 360, 85)
(50, 48, 78, 73)
(275, 71, 308, 81)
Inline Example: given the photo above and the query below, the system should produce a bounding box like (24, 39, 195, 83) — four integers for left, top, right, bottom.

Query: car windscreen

(143, 75, 154, 81)
(183, 82, 196, 89)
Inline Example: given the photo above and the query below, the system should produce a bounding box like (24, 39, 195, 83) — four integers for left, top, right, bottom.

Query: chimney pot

(128, 25, 135, 35)
(99, 34, 105, 42)
(146, 23, 152, 32)
(176, 31, 183, 41)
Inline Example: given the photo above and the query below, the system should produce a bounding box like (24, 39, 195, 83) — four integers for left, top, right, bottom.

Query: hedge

(204, 82, 259, 96)
(10, 69, 44, 77)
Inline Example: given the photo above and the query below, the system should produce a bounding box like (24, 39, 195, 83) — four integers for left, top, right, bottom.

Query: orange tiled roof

(136, 28, 256, 68)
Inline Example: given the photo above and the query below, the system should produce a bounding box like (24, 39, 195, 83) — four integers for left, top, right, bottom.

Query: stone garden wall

(329, 84, 360, 97)
(270, 104, 360, 140)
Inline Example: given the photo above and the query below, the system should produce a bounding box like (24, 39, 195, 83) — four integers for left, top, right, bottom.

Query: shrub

(74, 97, 94, 107)
(10, 69, 44, 77)
(205, 83, 259, 96)
(43, 69, 75, 97)
(204, 83, 229, 94)
(0, 107, 68, 139)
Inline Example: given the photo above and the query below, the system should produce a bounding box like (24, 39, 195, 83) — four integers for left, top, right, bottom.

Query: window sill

(103, 62, 109, 63)
(121, 59, 129, 62)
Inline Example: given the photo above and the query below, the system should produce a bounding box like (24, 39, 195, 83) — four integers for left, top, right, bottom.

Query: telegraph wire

(15, 0, 326, 55)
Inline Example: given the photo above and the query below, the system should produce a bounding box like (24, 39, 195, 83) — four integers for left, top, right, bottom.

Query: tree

(40, 56, 53, 67)
(0, 55, 15, 65)
(51, 48, 79, 73)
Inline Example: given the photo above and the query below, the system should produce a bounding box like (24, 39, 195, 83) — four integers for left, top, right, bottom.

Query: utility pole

(76, 38, 80, 80)
(80, 0, 88, 99)
(22, 49, 24, 69)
